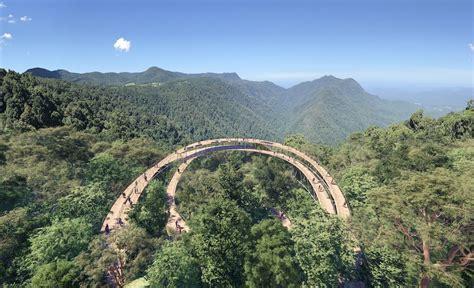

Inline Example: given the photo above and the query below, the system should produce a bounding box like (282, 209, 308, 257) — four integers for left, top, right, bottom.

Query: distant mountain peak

(321, 75, 337, 80)
(145, 66, 166, 72)
(218, 72, 241, 81)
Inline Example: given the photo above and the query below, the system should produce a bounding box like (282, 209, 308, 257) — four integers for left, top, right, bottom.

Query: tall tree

(291, 210, 354, 287)
(189, 198, 251, 287)
(370, 168, 473, 287)
(77, 225, 159, 287)
(129, 180, 169, 236)
(244, 219, 303, 287)
(147, 241, 202, 287)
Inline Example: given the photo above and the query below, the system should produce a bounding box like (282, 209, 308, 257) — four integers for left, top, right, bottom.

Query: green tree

(284, 133, 307, 150)
(218, 161, 264, 220)
(363, 246, 407, 287)
(291, 210, 354, 287)
(0, 174, 31, 212)
(29, 259, 80, 288)
(54, 183, 108, 229)
(466, 99, 473, 111)
(129, 180, 169, 236)
(244, 219, 303, 287)
(369, 168, 473, 287)
(189, 198, 251, 287)
(84, 153, 135, 193)
(25, 218, 93, 272)
(253, 157, 297, 208)
(0, 207, 47, 284)
(147, 241, 202, 287)
(339, 166, 377, 208)
(77, 225, 159, 287)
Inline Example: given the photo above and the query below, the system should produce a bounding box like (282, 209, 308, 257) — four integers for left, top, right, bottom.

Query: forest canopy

(0, 70, 472, 287)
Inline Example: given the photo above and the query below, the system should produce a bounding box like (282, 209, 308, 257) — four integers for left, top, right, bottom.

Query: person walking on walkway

(105, 224, 110, 235)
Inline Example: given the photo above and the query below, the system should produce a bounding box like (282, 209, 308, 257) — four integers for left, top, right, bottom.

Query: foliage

(24, 218, 93, 273)
(28, 259, 80, 288)
(189, 198, 251, 287)
(327, 108, 474, 287)
(0, 70, 183, 144)
(291, 210, 355, 287)
(147, 241, 202, 287)
(0, 207, 48, 284)
(0, 69, 472, 286)
(252, 156, 298, 209)
(129, 180, 169, 236)
(363, 245, 407, 287)
(244, 219, 303, 288)
(54, 183, 109, 229)
(77, 225, 160, 286)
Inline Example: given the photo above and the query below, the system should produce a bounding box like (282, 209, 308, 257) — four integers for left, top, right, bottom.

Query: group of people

(121, 191, 134, 205)
(104, 217, 125, 235)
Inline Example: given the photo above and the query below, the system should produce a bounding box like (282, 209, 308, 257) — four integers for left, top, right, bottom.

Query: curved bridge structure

(101, 138, 350, 233)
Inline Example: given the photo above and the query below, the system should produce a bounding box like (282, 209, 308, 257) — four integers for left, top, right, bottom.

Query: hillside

(118, 78, 280, 140)
(283, 76, 419, 143)
(1, 67, 472, 286)
(0, 70, 283, 146)
(26, 67, 420, 144)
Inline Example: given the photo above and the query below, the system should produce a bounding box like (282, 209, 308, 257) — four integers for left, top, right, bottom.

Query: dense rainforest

(0, 69, 472, 287)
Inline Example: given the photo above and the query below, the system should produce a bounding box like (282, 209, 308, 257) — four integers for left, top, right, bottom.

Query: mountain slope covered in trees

(0, 68, 472, 286)
(26, 67, 419, 145)
(284, 76, 419, 143)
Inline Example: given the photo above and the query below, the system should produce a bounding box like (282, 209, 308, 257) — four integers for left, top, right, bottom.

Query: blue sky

(0, 0, 472, 88)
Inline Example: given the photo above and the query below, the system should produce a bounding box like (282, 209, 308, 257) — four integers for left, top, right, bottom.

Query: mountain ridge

(25, 67, 243, 86)
(24, 66, 420, 144)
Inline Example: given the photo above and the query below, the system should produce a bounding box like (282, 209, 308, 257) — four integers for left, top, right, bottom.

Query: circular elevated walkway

(101, 138, 350, 233)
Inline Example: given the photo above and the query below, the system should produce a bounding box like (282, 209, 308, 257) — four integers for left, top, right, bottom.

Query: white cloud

(0, 33, 12, 48)
(20, 16, 32, 22)
(1, 32, 12, 39)
(114, 37, 131, 52)
(6, 14, 14, 23)
(0, 2, 6, 8)
(469, 43, 474, 52)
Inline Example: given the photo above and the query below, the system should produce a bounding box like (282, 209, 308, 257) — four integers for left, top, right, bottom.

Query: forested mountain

(26, 67, 419, 144)
(0, 71, 474, 287)
(119, 78, 280, 140)
(0, 70, 278, 142)
(26, 66, 241, 86)
(283, 76, 419, 143)
(1, 65, 472, 286)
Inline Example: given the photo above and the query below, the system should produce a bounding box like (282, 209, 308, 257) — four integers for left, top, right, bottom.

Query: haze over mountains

(27, 67, 420, 144)
(369, 86, 472, 116)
